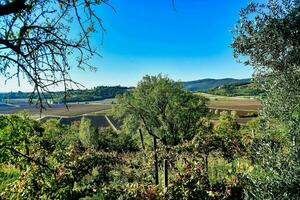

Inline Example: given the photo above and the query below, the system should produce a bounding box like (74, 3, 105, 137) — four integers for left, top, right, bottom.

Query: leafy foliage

(232, 1, 300, 198)
(113, 74, 209, 146)
(0, 114, 119, 199)
(206, 82, 263, 97)
(232, 0, 300, 137)
(1, 77, 299, 199)
(79, 117, 98, 149)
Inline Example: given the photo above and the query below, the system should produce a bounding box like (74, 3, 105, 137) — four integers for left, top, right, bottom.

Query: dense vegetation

(113, 75, 209, 146)
(205, 82, 263, 97)
(0, 86, 130, 103)
(54, 86, 131, 103)
(1, 74, 299, 199)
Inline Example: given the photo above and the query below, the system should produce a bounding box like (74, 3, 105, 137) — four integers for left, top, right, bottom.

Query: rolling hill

(206, 81, 263, 97)
(182, 78, 251, 92)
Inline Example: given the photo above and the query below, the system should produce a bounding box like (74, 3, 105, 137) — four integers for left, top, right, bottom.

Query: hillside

(182, 78, 251, 92)
(206, 82, 263, 97)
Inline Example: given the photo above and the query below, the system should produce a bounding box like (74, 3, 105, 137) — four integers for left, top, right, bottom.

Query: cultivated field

(1, 94, 261, 124)
(0, 100, 112, 119)
(198, 93, 262, 111)
(31, 104, 112, 119)
(197, 93, 262, 124)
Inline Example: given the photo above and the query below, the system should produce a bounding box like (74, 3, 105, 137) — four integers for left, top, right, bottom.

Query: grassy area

(90, 109, 112, 115)
(0, 165, 20, 192)
(37, 106, 115, 128)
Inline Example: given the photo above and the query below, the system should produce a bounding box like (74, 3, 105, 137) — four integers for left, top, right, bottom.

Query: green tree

(232, 0, 300, 143)
(79, 117, 98, 149)
(0, 112, 42, 166)
(214, 111, 239, 136)
(232, 1, 300, 198)
(194, 112, 245, 165)
(113, 75, 209, 146)
(97, 127, 138, 152)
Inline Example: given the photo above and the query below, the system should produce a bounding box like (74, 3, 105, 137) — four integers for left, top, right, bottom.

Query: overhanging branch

(0, 0, 31, 16)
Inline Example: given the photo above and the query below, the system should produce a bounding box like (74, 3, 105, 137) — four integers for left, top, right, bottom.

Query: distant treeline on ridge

(0, 86, 132, 103)
(0, 78, 262, 104)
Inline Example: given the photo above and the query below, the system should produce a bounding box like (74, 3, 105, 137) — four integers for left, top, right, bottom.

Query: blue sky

(0, 0, 253, 91)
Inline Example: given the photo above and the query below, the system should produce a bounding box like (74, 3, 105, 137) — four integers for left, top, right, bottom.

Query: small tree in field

(113, 75, 209, 146)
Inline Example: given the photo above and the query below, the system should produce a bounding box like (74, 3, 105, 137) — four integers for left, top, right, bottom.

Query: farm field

(32, 104, 112, 119)
(1, 94, 261, 123)
(197, 93, 262, 124)
(39, 114, 120, 129)
(199, 92, 262, 111)
(37, 92, 259, 128)
(0, 102, 19, 110)
(0, 100, 112, 119)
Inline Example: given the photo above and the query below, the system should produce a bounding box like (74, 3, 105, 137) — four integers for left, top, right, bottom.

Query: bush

(79, 117, 98, 149)
(98, 128, 139, 152)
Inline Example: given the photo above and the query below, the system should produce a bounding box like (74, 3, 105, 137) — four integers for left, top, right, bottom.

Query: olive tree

(232, 1, 300, 198)
(232, 0, 300, 143)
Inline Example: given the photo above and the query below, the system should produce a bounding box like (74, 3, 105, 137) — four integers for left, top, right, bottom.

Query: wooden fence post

(153, 136, 159, 185)
(164, 159, 168, 189)
(205, 154, 208, 172)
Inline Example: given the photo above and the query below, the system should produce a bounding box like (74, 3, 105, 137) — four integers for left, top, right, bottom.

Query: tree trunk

(205, 154, 209, 172)
(139, 129, 146, 150)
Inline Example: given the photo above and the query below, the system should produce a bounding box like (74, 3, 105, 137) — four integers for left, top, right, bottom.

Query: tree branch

(0, 0, 30, 16)
(4, 146, 53, 172)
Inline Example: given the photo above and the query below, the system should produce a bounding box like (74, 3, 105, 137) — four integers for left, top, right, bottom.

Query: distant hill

(182, 78, 251, 92)
(206, 81, 263, 97)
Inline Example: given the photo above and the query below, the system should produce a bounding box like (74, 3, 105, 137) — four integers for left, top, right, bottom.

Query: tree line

(0, 86, 131, 103)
